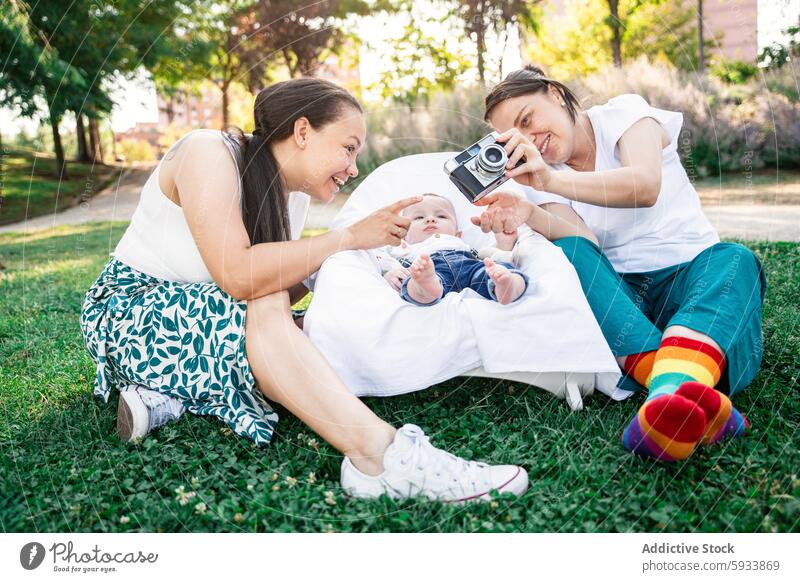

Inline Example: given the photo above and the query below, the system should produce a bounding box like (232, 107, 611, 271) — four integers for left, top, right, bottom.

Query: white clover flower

(195, 502, 207, 515)
(285, 476, 298, 488)
(307, 472, 317, 484)
(174, 485, 197, 506)
(119, 516, 130, 524)
(324, 491, 336, 506)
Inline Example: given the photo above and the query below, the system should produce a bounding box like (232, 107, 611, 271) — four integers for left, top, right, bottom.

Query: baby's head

(402, 193, 461, 244)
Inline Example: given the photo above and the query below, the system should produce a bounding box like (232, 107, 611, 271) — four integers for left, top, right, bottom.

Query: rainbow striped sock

(622, 336, 747, 461)
(622, 350, 657, 387)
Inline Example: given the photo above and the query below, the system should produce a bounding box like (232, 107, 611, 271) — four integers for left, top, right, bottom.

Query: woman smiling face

(485, 86, 577, 165)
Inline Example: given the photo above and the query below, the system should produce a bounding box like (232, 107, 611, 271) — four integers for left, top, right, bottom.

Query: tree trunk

(49, 115, 68, 180)
(477, 29, 486, 84)
(698, 0, 705, 73)
(282, 48, 298, 78)
(221, 82, 229, 129)
(88, 117, 103, 163)
(166, 95, 176, 124)
(607, 0, 623, 68)
(76, 113, 91, 162)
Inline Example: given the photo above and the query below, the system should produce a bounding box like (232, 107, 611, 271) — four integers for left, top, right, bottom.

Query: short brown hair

(484, 65, 581, 124)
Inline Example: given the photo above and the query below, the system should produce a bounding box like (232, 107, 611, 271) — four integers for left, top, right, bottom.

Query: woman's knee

(553, 235, 603, 267)
(708, 243, 763, 286)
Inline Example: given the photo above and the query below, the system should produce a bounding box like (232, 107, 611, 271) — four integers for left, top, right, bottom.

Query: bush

(710, 60, 760, 85)
(354, 59, 799, 182)
(117, 138, 157, 162)
(572, 58, 800, 175)
(358, 87, 488, 178)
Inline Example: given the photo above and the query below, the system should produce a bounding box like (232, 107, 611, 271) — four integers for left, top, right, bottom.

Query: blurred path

(0, 164, 153, 234)
(2, 172, 798, 241)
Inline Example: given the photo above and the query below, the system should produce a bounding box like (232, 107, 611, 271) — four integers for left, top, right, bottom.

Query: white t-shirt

(525, 94, 719, 273)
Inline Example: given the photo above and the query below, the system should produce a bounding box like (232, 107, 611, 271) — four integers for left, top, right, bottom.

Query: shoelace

(398, 430, 490, 493)
(137, 389, 183, 430)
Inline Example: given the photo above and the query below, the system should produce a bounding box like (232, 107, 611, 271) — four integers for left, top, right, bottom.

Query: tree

(1, 0, 88, 179)
(449, 0, 539, 84)
(151, 0, 270, 128)
(24, 0, 202, 163)
(368, 12, 472, 105)
(605, 0, 623, 67)
(525, 0, 701, 78)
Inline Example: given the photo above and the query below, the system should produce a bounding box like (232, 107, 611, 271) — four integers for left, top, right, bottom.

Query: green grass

(0, 150, 121, 226)
(0, 223, 798, 533)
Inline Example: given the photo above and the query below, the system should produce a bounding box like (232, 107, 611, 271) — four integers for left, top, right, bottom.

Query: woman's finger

(475, 193, 499, 207)
(386, 196, 423, 214)
(506, 143, 529, 169)
(502, 133, 523, 156)
(505, 160, 539, 180)
(495, 127, 520, 143)
(479, 211, 492, 233)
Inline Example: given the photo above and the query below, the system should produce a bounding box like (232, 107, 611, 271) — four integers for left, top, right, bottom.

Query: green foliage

(0, 224, 798, 532)
(758, 20, 799, 69)
(525, 0, 702, 77)
(572, 59, 800, 175)
(711, 60, 760, 85)
(117, 140, 158, 163)
(368, 15, 473, 106)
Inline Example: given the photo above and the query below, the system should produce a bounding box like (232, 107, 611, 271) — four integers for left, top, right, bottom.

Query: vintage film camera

(444, 132, 524, 203)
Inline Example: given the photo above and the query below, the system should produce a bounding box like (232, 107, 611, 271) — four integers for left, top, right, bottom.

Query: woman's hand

(344, 196, 422, 250)
(470, 191, 535, 234)
(383, 267, 410, 292)
(496, 128, 553, 191)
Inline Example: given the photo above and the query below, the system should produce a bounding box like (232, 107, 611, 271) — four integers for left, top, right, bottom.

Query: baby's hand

(494, 229, 518, 252)
(383, 267, 411, 292)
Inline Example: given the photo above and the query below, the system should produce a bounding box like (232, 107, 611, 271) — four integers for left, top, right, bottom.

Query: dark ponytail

(484, 64, 581, 124)
(226, 78, 362, 245)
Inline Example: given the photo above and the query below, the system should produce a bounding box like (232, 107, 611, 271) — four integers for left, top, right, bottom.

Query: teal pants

(554, 238, 766, 396)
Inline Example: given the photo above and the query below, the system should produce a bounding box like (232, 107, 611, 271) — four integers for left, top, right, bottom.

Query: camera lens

(477, 144, 507, 176)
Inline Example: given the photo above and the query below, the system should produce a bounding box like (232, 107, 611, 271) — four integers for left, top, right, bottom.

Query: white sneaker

(340, 424, 528, 502)
(117, 387, 185, 442)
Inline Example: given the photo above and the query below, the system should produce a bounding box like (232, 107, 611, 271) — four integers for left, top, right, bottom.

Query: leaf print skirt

(79, 258, 278, 445)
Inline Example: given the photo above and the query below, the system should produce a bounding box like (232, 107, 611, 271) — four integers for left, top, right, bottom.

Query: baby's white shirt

(374, 234, 473, 272)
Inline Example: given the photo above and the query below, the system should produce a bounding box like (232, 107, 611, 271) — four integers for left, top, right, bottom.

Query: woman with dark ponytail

(476, 65, 764, 463)
(79, 77, 529, 502)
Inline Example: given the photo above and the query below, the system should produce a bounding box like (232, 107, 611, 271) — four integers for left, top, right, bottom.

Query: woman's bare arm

(165, 132, 415, 301)
(472, 191, 599, 244)
(534, 203, 599, 245)
(504, 118, 669, 208)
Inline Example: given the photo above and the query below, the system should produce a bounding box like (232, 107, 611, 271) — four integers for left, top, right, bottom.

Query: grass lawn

(0, 150, 121, 226)
(0, 222, 798, 533)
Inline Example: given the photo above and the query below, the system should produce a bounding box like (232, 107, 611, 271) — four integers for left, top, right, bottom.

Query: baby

(378, 194, 529, 306)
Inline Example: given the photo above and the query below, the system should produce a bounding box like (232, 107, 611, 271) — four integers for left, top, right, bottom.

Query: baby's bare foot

(485, 258, 526, 305)
(407, 254, 443, 305)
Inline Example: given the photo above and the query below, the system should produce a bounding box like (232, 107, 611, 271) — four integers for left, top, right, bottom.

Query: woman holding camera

(80, 77, 528, 501)
(474, 65, 764, 462)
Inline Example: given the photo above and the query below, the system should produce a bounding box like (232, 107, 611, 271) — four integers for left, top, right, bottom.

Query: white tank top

(113, 129, 310, 283)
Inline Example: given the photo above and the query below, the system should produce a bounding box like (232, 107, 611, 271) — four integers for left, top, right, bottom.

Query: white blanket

(304, 152, 621, 399)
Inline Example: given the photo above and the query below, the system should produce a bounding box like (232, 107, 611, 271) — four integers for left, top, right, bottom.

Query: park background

(1, 0, 799, 533)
